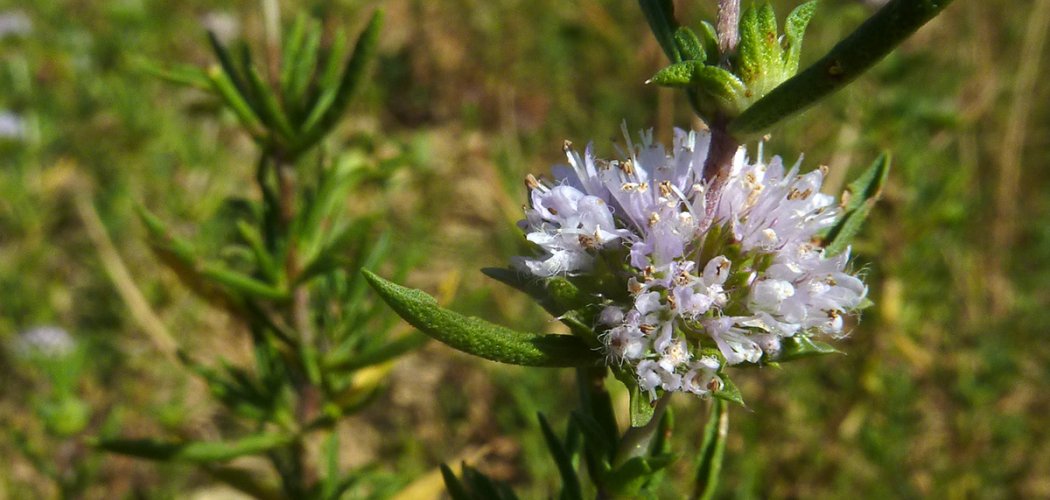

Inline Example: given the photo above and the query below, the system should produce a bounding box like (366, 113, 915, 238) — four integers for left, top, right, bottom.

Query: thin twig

(990, 0, 1050, 316)
(72, 174, 179, 361)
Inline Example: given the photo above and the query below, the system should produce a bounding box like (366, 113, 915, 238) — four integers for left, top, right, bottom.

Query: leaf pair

(643, 0, 956, 137)
(647, 1, 817, 120)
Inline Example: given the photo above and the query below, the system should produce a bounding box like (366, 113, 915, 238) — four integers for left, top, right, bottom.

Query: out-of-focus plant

(366, 0, 953, 497)
(93, 9, 426, 498)
(9, 326, 99, 498)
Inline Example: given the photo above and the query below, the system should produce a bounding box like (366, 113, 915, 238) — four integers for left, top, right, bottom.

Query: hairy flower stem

(717, 0, 741, 65)
(701, 122, 740, 228)
(692, 399, 729, 500)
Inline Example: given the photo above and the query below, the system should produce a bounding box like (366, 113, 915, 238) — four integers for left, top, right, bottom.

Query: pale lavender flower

(0, 10, 31, 39)
(0, 111, 25, 140)
(16, 326, 75, 359)
(516, 126, 868, 400)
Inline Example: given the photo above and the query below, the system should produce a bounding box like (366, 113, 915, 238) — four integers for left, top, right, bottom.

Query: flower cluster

(516, 127, 867, 399)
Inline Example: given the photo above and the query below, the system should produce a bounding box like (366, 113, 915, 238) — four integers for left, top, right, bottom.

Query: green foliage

(3, 0, 1047, 498)
(693, 400, 728, 500)
(825, 152, 892, 255)
(94, 433, 295, 463)
(644, 1, 819, 122)
(78, 8, 431, 497)
(776, 335, 842, 362)
(363, 270, 600, 367)
(731, 0, 957, 136)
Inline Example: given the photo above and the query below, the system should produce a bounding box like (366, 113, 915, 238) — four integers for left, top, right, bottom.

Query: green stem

(575, 367, 617, 498)
(613, 394, 671, 467)
(729, 0, 956, 137)
(692, 399, 729, 500)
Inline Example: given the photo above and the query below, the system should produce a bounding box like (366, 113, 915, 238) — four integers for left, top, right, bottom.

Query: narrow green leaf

(281, 15, 307, 79)
(604, 454, 677, 496)
(440, 464, 471, 500)
(136, 206, 196, 261)
(783, 0, 819, 75)
(629, 383, 656, 428)
(698, 21, 719, 62)
(649, 60, 704, 87)
(203, 464, 284, 500)
(138, 207, 287, 302)
(321, 431, 340, 500)
(94, 433, 294, 463)
(301, 345, 322, 385)
(757, 3, 783, 86)
(326, 464, 376, 500)
(650, 61, 746, 109)
(288, 25, 321, 116)
(648, 406, 673, 456)
(777, 335, 842, 361)
(461, 465, 513, 500)
(638, 0, 681, 62)
(318, 26, 351, 96)
(236, 220, 280, 282)
(674, 27, 705, 62)
(824, 152, 891, 255)
(341, 230, 392, 319)
(845, 152, 892, 213)
(325, 332, 428, 372)
(133, 57, 211, 89)
(575, 367, 619, 452)
(537, 413, 583, 500)
(571, 411, 613, 477)
(298, 11, 382, 153)
(712, 375, 745, 407)
(207, 67, 266, 139)
(362, 270, 601, 367)
(244, 62, 296, 141)
(693, 399, 729, 500)
(481, 268, 591, 320)
(207, 31, 251, 101)
(280, 15, 308, 99)
(138, 208, 242, 311)
(297, 220, 365, 284)
(697, 65, 746, 102)
(644, 408, 674, 489)
(730, 0, 957, 136)
(735, 5, 762, 85)
(199, 262, 288, 301)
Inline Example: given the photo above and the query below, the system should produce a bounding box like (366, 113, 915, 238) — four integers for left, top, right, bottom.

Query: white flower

(0, 111, 25, 140)
(0, 10, 32, 39)
(515, 125, 868, 399)
(16, 326, 75, 359)
(516, 177, 630, 277)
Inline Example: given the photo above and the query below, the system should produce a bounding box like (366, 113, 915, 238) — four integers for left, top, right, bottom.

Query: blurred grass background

(2, 0, 1049, 497)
